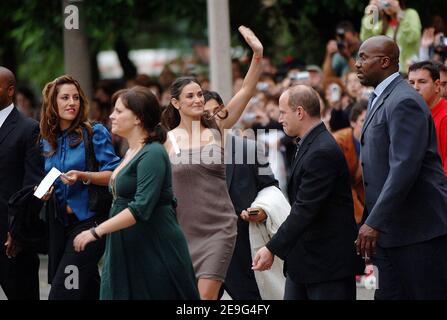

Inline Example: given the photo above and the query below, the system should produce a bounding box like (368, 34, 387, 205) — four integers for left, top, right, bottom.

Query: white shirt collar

(373, 72, 400, 100)
(369, 72, 400, 110)
(0, 103, 14, 129)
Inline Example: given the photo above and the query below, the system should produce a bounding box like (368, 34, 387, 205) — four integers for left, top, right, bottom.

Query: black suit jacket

(0, 108, 44, 244)
(267, 123, 358, 284)
(361, 75, 447, 247)
(226, 135, 278, 213)
(224, 135, 278, 298)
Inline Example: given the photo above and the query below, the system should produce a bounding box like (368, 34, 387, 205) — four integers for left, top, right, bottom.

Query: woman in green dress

(73, 86, 199, 300)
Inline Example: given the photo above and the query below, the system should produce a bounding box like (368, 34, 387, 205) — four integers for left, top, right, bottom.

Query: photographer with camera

(329, 21, 361, 78)
(419, 15, 447, 65)
(361, 0, 421, 73)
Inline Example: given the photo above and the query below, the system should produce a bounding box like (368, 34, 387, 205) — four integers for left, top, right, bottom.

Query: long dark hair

(160, 76, 219, 131)
(203, 90, 229, 120)
(112, 86, 167, 144)
(40, 75, 91, 156)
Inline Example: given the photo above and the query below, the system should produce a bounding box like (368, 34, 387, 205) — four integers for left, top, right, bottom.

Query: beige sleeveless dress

(169, 142, 237, 281)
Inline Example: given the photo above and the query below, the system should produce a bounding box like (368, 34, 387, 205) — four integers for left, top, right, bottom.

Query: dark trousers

(48, 215, 105, 300)
(373, 234, 447, 300)
(222, 225, 262, 300)
(284, 275, 356, 300)
(222, 274, 262, 300)
(0, 248, 40, 300)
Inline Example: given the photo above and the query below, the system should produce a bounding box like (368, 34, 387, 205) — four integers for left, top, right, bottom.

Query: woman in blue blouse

(39, 75, 120, 300)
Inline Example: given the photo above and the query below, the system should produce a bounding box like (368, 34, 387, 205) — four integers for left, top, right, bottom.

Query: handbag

(82, 124, 113, 217)
(8, 185, 48, 253)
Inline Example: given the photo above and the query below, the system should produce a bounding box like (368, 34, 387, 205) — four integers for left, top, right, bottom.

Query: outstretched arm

(218, 25, 263, 130)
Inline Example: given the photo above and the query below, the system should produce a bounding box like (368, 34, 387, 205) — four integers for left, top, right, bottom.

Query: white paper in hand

(34, 167, 62, 199)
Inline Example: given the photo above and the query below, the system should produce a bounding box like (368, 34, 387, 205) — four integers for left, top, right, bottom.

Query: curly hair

(40, 75, 91, 156)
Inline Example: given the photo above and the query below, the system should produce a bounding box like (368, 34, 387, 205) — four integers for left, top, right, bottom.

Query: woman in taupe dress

(161, 26, 263, 300)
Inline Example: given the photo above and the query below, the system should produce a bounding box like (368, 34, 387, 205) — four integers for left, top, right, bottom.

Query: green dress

(100, 142, 199, 300)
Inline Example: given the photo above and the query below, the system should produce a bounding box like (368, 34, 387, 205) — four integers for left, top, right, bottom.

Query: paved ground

(1, 255, 374, 300)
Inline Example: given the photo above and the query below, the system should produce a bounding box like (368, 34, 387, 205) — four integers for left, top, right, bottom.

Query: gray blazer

(361, 75, 447, 248)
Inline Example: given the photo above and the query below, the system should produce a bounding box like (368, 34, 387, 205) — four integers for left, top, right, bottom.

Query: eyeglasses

(355, 55, 387, 64)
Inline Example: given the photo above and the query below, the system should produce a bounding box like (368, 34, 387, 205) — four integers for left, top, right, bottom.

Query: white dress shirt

(0, 103, 14, 128)
(371, 72, 400, 110)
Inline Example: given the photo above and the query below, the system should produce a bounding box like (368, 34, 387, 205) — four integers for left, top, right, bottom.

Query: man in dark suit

(0, 66, 44, 300)
(224, 134, 280, 299)
(355, 36, 447, 299)
(253, 85, 358, 300)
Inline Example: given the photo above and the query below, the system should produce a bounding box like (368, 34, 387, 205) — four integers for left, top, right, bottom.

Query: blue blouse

(42, 124, 121, 221)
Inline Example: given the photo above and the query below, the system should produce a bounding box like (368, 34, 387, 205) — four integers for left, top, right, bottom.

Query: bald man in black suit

(0, 66, 44, 300)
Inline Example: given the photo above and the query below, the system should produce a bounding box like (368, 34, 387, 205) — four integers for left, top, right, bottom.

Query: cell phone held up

(329, 83, 341, 102)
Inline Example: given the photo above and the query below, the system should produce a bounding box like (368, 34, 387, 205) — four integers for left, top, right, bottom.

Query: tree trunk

(62, 0, 92, 99)
(207, 0, 232, 104)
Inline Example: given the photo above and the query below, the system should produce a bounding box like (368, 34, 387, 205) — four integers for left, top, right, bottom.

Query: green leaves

(2, 0, 447, 92)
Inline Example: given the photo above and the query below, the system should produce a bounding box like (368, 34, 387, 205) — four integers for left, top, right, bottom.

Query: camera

(440, 36, 447, 47)
(329, 83, 341, 102)
(337, 40, 347, 51)
(435, 36, 447, 60)
(336, 27, 345, 38)
(435, 35, 447, 53)
(242, 111, 256, 123)
(379, 0, 390, 10)
(256, 82, 269, 92)
(336, 27, 347, 51)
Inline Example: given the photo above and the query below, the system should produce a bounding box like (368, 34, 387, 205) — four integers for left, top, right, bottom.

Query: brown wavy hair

(40, 75, 91, 156)
(160, 76, 219, 131)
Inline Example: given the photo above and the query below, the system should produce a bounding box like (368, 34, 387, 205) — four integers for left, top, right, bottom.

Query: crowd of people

(1, 1, 447, 301)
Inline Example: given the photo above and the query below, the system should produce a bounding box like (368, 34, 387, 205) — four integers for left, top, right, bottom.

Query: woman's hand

(326, 40, 338, 56)
(60, 170, 81, 185)
(218, 25, 264, 130)
(238, 25, 263, 58)
(73, 229, 96, 252)
(421, 28, 435, 48)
